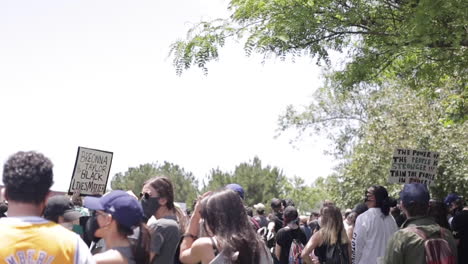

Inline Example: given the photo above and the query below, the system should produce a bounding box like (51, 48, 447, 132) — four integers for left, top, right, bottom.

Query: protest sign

(68, 147, 113, 196)
(389, 148, 439, 186)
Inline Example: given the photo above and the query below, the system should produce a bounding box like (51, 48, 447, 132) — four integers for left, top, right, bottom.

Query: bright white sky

(0, 0, 335, 192)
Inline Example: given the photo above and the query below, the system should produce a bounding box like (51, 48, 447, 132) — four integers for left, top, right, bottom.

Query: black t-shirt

(276, 226, 307, 264)
(452, 209, 468, 264)
(271, 212, 284, 233)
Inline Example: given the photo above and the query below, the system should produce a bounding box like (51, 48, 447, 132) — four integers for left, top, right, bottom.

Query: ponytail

(371, 185, 395, 216)
(380, 197, 391, 216)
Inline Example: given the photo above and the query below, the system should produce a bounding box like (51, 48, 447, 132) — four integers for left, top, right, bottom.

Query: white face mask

(60, 222, 74, 230)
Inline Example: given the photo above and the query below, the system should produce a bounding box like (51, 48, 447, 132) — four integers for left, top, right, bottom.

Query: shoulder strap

(439, 226, 446, 238)
(209, 236, 219, 256)
(406, 226, 428, 240)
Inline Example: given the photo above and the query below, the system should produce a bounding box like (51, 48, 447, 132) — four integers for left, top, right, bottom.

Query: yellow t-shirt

(0, 216, 93, 264)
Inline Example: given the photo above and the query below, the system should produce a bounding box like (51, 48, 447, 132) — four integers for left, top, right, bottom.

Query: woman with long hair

(352, 185, 398, 264)
(140, 176, 187, 263)
(179, 188, 273, 264)
(302, 205, 351, 264)
(84, 190, 151, 264)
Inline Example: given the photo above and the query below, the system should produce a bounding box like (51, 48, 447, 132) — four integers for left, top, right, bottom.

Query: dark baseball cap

(84, 190, 144, 229)
(225, 183, 244, 200)
(444, 193, 460, 206)
(400, 183, 430, 206)
(44, 195, 81, 222)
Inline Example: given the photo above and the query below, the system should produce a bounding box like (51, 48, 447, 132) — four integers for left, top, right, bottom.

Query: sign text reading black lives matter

(389, 149, 439, 186)
(68, 147, 113, 196)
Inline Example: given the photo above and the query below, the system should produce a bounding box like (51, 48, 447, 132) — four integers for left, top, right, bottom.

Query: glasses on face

(92, 210, 108, 217)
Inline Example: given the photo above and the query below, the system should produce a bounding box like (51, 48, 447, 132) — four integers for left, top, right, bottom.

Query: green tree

(170, 0, 467, 122)
(281, 80, 467, 208)
(284, 176, 329, 213)
(111, 162, 199, 206)
(202, 156, 289, 208)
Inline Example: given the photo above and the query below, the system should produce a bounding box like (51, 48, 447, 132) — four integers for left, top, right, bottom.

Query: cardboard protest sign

(389, 148, 439, 186)
(68, 147, 113, 196)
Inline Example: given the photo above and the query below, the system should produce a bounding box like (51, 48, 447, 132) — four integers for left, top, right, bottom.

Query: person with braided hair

(352, 185, 398, 264)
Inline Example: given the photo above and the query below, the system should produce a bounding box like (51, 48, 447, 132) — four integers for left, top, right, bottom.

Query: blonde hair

(320, 205, 349, 245)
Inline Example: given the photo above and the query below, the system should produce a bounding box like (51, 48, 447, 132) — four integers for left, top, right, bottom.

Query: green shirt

(383, 216, 458, 264)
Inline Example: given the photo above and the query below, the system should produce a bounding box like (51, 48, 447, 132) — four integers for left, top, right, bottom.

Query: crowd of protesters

(0, 150, 466, 264)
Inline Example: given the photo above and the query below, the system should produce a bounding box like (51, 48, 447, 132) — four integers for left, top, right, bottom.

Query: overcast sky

(0, 0, 335, 192)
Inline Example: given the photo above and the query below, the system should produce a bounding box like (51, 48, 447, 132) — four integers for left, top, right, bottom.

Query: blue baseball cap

(84, 190, 144, 229)
(226, 183, 244, 200)
(444, 193, 460, 206)
(400, 183, 430, 206)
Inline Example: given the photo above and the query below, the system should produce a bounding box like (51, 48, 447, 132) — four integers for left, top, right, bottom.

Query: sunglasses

(139, 192, 160, 200)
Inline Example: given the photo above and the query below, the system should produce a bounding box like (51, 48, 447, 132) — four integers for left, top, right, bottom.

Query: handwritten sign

(68, 147, 113, 196)
(389, 148, 439, 186)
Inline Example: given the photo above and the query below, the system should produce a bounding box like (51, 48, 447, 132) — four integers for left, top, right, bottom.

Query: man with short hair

(0, 151, 94, 263)
(383, 183, 457, 264)
(269, 198, 284, 233)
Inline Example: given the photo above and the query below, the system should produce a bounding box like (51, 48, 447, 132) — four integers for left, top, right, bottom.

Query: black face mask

(140, 197, 160, 221)
(85, 215, 101, 243)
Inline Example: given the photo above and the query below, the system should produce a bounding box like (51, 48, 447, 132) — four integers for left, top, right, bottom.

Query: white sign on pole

(68, 147, 113, 196)
(389, 148, 439, 186)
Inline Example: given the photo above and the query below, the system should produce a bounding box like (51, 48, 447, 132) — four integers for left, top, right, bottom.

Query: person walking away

(302, 205, 351, 264)
(0, 151, 94, 264)
(179, 188, 272, 263)
(352, 185, 398, 264)
(451, 197, 467, 264)
(254, 203, 269, 228)
(383, 183, 457, 264)
(275, 206, 307, 264)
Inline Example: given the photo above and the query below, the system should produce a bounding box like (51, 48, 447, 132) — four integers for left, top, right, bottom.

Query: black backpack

(325, 234, 349, 264)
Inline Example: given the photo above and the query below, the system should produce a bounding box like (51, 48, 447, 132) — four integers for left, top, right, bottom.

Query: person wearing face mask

(352, 185, 398, 264)
(140, 176, 186, 264)
(84, 190, 151, 264)
(0, 151, 94, 264)
(44, 195, 83, 235)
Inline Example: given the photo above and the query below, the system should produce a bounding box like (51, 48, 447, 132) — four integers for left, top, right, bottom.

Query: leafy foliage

(170, 0, 467, 122)
(281, 79, 467, 208)
(202, 157, 289, 208)
(110, 162, 198, 206)
(111, 157, 330, 213)
(201, 156, 329, 213)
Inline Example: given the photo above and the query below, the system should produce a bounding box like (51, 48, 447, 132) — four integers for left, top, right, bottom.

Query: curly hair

(2, 151, 54, 204)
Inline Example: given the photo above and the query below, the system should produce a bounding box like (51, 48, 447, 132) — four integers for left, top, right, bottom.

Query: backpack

(324, 229, 349, 264)
(406, 226, 455, 264)
(325, 242, 349, 264)
(288, 238, 304, 264)
(258, 226, 276, 250)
